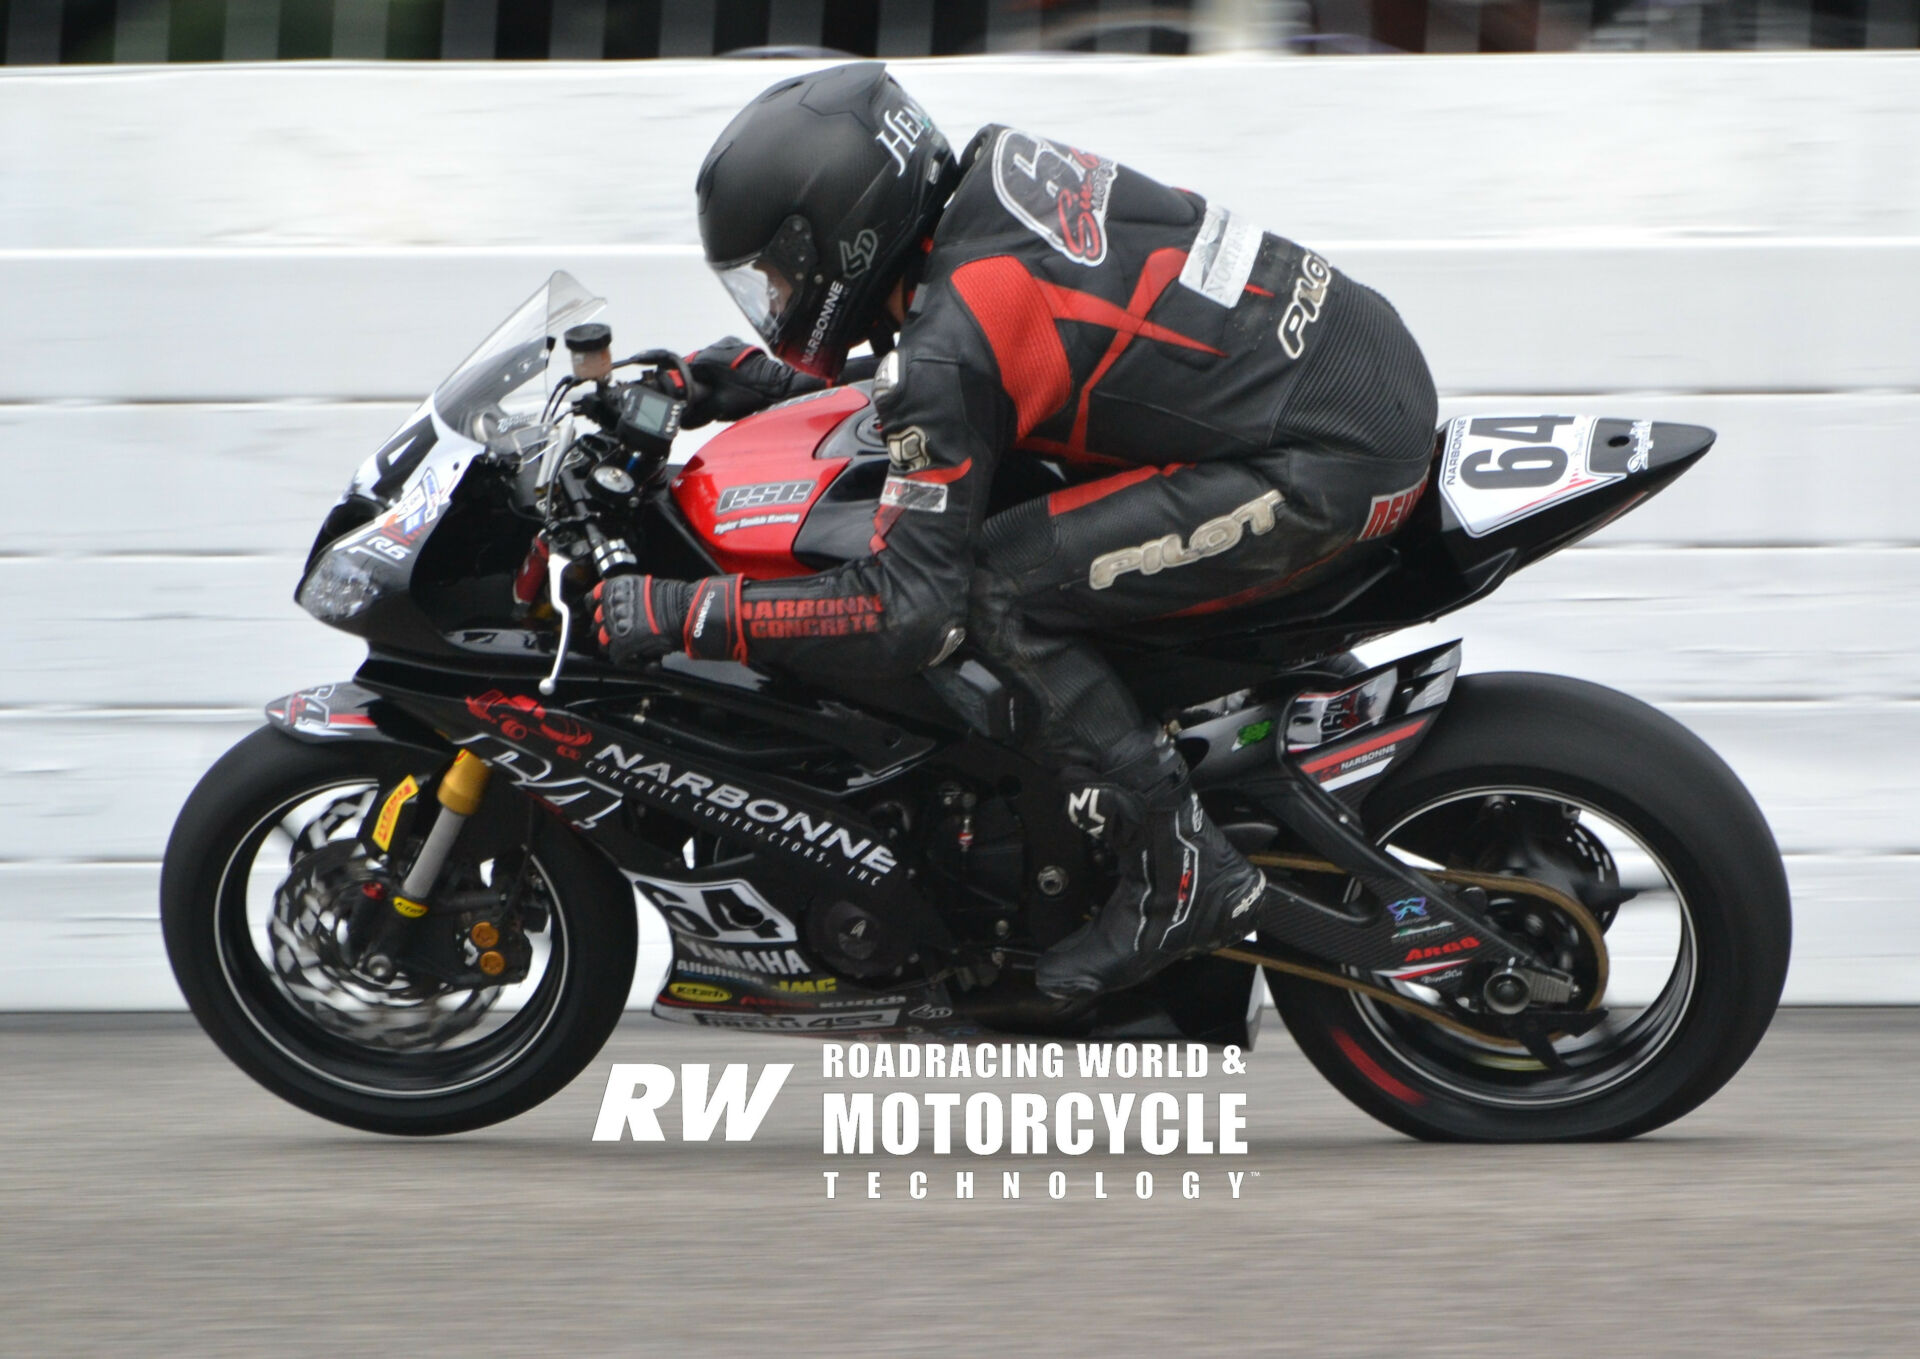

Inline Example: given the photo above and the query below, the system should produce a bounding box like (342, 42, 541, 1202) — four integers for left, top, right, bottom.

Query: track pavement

(3, 1008, 1917, 1356)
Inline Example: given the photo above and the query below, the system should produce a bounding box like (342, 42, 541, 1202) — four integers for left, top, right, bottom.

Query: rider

(594, 63, 1438, 999)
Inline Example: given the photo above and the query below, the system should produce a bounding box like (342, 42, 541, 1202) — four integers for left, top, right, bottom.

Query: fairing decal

(265, 682, 382, 741)
(1280, 642, 1460, 799)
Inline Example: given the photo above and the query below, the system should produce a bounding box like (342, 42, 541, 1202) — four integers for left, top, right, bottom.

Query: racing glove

(663, 337, 828, 429)
(594, 574, 747, 667)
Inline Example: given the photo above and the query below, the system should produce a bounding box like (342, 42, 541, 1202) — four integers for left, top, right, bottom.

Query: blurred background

(1, 3, 1914, 1010)
(5, 0, 1920, 59)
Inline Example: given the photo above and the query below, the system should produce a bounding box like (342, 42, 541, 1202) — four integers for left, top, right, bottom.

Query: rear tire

(162, 727, 636, 1135)
(1265, 673, 1791, 1141)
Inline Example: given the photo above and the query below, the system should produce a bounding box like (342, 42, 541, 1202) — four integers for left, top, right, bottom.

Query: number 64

(1459, 444, 1567, 489)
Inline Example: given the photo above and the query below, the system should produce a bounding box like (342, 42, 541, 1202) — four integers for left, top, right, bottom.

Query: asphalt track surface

(4, 1008, 1918, 1357)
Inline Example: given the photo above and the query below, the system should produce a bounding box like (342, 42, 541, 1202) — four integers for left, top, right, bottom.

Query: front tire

(1265, 673, 1792, 1141)
(162, 727, 636, 1135)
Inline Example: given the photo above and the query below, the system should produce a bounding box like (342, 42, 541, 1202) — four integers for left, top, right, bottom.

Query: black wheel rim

(1352, 786, 1698, 1108)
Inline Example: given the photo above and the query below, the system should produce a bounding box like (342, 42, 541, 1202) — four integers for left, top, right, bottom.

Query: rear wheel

(1264, 673, 1791, 1141)
(162, 727, 636, 1135)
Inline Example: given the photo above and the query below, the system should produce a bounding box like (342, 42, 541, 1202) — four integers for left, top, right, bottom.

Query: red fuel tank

(669, 386, 875, 580)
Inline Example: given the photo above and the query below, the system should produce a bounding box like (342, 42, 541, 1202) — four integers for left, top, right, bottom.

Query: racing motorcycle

(162, 273, 1792, 1141)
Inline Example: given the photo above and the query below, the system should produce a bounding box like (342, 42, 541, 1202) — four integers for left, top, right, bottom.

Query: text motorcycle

(162, 274, 1791, 1140)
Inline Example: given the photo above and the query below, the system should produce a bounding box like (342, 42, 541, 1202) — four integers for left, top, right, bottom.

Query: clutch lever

(539, 548, 576, 696)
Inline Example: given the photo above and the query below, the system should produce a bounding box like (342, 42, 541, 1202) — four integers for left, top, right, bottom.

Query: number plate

(1437, 415, 1620, 538)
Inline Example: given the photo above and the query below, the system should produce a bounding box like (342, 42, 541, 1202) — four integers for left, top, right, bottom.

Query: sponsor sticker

(690, 1009, 900, 1032)
(1180, 203, 1262, 307)
(803, 279, 846, 367)
(711, 512, 803, 537)
(1278, 252, 1332, 359)
(464, 689, 592, 758)
(394, 469, 445, 538)
(879, 476, 949, 514)
(1358, 481, 1426, 541)
(840, 228, 879, 276)
(267, 684, 379, 738)
(1628, 419, 1654, 473)
(774, 977, 838, 995)
(371, 775, 418, 851)
(716, 481, 815, 516)
(991, 129, 1117, 266)
(347, 468, 451, 565)
(1066, 787, 1108, 834)
(457, 722, 904, 889)
(1385, 935, 1482, 981)
(1231, 719, 1274, 752)
(667, 981, 732, 1004)
(874, 100, 931, 176)
(1298, 718, 1431, 791)
(584, 741, 899, 882)
(675, 961, 767, 987)
(1089, 490, 1283, 591)
(678, 938, 815, 977)
(739, 594, 885, 644)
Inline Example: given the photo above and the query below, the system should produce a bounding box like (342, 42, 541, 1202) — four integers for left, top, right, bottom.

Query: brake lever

(539, 549, 575, 697)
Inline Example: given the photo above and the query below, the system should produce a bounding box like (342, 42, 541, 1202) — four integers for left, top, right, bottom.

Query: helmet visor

(716, 259, 798, 347)
(711, 213, 820, 353)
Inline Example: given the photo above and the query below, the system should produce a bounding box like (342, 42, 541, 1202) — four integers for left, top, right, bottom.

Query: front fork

(357, 750, 494, 981)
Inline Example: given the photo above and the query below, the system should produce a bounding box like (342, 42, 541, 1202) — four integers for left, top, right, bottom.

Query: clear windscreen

(429, 271, 606, 458)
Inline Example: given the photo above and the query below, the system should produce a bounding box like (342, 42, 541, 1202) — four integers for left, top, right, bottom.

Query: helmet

(696, 63, 957, 380)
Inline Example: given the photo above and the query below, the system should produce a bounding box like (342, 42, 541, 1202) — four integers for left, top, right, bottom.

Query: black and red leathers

(609, 124, 1437, 774)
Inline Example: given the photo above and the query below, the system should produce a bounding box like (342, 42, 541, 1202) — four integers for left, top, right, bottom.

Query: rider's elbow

(874, 605, 968, 679)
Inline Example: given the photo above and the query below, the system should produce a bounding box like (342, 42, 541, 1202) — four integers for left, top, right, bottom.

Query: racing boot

(1035, 735, 1267, 999)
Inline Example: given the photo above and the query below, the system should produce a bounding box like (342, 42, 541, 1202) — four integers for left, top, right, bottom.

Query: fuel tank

(669, 384, 890, 579)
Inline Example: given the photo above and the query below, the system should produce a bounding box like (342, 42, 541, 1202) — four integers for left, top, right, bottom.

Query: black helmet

(697, 63, 957, 379)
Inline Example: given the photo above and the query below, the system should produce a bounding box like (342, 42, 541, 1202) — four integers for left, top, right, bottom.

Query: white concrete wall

(1, 54, 1915, 1007)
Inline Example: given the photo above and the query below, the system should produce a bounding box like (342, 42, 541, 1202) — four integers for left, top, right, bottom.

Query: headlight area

(297, 553, 378, 622)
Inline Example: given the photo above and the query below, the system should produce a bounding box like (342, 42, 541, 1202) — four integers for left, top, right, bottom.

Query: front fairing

(297, 272, 605, 652)
(297, 433, 484, 653)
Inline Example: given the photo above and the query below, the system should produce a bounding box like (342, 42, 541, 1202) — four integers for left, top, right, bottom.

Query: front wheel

(1264, 673, 1792, 1141)
(162, 727, 636, 1135)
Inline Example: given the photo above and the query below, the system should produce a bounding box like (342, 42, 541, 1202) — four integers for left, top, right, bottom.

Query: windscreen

(429, 271, 606, 457)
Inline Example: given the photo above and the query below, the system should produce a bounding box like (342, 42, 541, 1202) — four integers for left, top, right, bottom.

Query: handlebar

(530, 348, 692, 688)
(621, 348, 698, 404)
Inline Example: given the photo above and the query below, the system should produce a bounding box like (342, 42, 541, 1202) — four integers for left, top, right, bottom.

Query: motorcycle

(162, 272, 1792, 1140)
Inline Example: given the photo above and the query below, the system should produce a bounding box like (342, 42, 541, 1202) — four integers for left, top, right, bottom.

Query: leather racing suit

(657, 125, 1438, 780)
